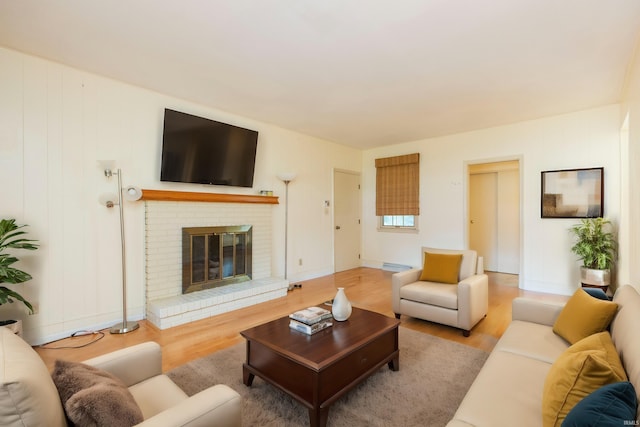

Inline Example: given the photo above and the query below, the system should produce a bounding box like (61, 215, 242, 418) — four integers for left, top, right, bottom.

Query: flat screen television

(160, 109, 258, 188)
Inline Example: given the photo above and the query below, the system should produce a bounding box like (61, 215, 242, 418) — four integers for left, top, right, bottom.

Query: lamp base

(109, 321, 140, 334)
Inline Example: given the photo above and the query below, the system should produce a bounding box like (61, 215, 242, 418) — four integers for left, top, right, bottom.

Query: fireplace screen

(182, 225, 252, 294)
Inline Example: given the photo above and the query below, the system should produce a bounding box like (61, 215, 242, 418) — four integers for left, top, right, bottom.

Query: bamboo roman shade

(375, 153, 420, 216)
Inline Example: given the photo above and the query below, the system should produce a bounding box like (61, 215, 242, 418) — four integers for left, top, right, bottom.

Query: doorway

(468, 160, 520, 275)
(334, 170, 361, 272)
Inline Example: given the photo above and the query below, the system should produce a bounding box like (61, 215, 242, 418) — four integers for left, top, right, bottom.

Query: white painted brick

(145, 200, 280, 328)
(146, 278, 288, 329)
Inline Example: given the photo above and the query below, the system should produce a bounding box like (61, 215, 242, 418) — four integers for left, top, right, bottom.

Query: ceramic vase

(332, 287, 352, 321)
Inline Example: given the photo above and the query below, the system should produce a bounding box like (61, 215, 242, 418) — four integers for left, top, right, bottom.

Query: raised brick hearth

(147, 277, 287, 329)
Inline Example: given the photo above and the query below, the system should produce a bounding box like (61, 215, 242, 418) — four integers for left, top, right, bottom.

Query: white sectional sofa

(447, 284, 640, 426)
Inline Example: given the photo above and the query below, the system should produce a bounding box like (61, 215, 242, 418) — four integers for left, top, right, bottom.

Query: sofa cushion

(494, 320, 569, 364)
(52, 359, 144, 427)
(450, 348, 552, 426)
(400, 282, 458, 310)
(562, 381, 637, 427)
(0, 328, 67, 427)
(419, 252, 462, 284)
(542, 332, 627, 427)
(552, 288, 618, 344)
(128, 374, 188, 419)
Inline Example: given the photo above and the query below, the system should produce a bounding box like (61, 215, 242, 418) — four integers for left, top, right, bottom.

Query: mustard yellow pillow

(542, 332, 627, 427)
(419, 252, 462, 284)
(552, 288, 618, 344)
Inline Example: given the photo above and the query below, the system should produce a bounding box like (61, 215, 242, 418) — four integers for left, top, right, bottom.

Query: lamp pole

(283, 179, 290, 280)
(278, 173, 296, 281)
(104, 168, 140, 334)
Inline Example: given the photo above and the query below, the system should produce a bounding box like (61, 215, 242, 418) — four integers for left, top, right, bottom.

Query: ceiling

(1, 1, 640, 149)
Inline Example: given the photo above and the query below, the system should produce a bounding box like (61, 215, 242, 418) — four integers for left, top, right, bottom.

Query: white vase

(332, 287, 352, 321)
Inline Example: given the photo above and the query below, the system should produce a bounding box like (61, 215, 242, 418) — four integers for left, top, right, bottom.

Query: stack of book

(289, 306, 333, 335)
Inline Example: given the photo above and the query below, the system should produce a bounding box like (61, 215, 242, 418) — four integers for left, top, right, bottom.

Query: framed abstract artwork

(541, 167, 603, 218)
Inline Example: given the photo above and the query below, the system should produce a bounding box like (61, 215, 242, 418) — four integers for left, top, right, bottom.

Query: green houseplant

(0, 218, 38, 314)
(569, 217, 616, 288)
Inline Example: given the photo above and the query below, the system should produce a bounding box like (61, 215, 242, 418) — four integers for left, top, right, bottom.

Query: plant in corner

(569, 217, 616, 289)
(0, 218, 39, 319)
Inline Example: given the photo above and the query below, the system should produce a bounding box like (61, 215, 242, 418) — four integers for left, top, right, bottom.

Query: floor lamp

(277, 172, 296, 280)
(101, 167, 142, 334)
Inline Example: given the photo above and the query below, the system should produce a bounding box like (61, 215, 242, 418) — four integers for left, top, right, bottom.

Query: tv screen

(160, 109, 258, 188)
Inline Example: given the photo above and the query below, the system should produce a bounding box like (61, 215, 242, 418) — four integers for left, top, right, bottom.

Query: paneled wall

(0, 47, 361, 344)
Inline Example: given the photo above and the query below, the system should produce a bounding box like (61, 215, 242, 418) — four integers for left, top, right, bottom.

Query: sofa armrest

(83, 342, 162, 387)
(512, 297, 566, 326)
(457, 274, 489, 331)
(136, 384, 242, 427)
(391, 268, 422, 313)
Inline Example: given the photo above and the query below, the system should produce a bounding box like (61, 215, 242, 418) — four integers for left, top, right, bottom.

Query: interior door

(469, 161, 520, 275)
(334, 170, 361, 272)
(497, 169, 520, 273)
(469, 173, 498, 271)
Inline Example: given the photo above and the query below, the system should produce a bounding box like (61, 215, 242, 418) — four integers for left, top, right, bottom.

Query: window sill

(377, 227, 419, 234)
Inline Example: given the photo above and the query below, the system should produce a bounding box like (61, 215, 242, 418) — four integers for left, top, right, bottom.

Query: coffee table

(240, 306, 400, 427)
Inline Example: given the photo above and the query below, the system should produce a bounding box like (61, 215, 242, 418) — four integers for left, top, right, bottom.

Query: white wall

(0, 47, 361, 344)
(2, 43, 636, 344)
(362, 105, 622, 296)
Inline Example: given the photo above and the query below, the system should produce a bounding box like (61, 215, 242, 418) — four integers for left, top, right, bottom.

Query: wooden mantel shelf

(140, 189, 279, 204)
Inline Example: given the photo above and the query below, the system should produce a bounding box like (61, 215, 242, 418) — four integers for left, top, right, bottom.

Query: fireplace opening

(182, 225, 252, 294)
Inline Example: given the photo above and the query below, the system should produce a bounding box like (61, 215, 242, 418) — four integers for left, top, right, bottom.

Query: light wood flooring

(35, 267, 566, 372)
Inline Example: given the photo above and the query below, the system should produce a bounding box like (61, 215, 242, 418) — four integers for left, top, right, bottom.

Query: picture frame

(541, 167, 603, 218)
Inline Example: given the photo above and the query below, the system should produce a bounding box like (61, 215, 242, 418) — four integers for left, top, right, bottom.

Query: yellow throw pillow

(542, 332, 627, 427)
(419, 252, 462, 284)
(552, 288, 618, 344)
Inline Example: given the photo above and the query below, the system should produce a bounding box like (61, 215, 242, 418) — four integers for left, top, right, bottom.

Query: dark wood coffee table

(240, 306, 400, 427)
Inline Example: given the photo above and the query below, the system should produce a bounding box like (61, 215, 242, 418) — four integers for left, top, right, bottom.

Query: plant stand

(580, 267, 611, 295)
(581, 283, 609, 295)
(0, 319, 22, 337)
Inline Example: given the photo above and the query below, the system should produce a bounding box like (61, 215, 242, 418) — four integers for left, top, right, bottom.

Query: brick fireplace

(143, 191, 288, 329)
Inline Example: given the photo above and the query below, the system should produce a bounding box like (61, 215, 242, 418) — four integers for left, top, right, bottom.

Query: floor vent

(382, 263, 413, 272)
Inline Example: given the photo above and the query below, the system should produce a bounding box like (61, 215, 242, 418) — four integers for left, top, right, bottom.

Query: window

(380, 215, 417, 231)
(375, 153, 419, 231)
(382, 215, 415, 227)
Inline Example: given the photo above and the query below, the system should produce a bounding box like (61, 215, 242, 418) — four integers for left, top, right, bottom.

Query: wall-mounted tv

(160, 109, 258, 188)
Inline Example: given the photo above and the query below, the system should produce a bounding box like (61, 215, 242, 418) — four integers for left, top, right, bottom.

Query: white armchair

(84, 342, 242, 427)
(0, 327, 241, 427)
(392, 247, 488, 336)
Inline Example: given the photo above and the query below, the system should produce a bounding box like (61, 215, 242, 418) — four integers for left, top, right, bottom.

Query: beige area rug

(167, 327, 488, 427)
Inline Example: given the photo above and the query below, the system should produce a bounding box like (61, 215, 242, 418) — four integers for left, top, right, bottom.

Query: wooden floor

(35, 267, 566, 372)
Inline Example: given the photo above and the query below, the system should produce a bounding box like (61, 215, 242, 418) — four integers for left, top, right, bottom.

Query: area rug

(167, 327, 488, 426)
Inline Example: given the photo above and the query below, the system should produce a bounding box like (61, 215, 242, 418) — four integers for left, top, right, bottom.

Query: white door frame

(465, 157, 524, 286)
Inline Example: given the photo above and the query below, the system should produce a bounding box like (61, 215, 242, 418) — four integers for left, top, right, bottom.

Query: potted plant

(569, 217, 616, 290)
(0, 219, 38, 331)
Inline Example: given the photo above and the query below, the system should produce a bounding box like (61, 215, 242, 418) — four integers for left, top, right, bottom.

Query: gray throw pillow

(52, 359, 144, 427)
